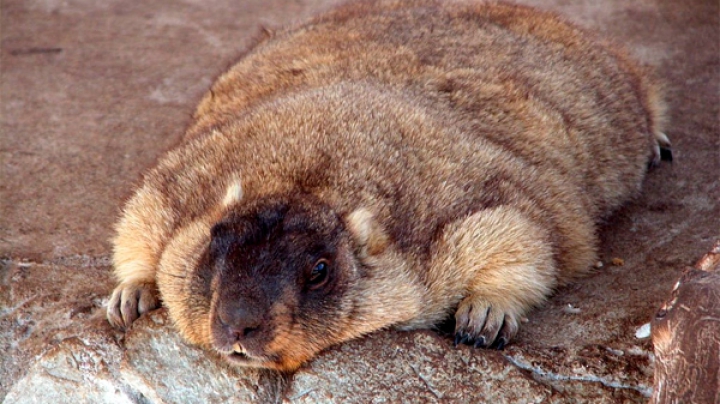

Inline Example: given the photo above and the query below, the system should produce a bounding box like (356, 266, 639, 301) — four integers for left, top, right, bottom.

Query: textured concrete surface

(1, 0, 718, 402)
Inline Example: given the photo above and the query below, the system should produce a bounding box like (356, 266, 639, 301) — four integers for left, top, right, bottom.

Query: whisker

(157, 270, 187, 279)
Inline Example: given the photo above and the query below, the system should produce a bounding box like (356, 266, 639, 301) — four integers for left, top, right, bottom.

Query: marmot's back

(193, 0, 664, 217)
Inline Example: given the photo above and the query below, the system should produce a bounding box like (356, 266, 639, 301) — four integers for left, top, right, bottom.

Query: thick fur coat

(107, 0, 670, 371)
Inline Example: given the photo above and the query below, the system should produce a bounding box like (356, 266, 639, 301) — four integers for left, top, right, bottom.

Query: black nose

(217, 300, 264, 342)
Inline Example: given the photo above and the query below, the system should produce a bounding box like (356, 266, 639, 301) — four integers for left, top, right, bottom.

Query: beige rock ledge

(286, 332, 553, 403)
(4, 305, 657, 404)
(4, 310, 282, 404)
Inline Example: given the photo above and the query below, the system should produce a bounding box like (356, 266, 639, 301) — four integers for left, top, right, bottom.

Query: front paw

(106, 281, 160, 329)
(453, 296, 520, 350)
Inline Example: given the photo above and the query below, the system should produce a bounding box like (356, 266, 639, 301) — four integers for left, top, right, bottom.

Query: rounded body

(107, 0, 667, 371)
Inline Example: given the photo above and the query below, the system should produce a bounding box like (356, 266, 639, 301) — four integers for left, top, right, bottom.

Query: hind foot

(651, 131, 673, 166)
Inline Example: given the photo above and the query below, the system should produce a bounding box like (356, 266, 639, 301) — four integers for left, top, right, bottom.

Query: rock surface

(650, 242, 720, 404)
(1, 0, 718, 402)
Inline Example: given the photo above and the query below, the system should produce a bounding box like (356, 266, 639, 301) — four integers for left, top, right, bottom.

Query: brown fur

(107, 0, 669, 371)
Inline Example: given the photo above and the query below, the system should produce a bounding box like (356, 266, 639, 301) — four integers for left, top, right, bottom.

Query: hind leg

(427, 206, 559, 349)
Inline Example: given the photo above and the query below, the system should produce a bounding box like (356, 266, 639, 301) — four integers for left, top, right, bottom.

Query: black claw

(660, 147, 673, 162)
(473, 336, 487, 349)
(492, 337, 507, 350)
(454, 332, 471, 347)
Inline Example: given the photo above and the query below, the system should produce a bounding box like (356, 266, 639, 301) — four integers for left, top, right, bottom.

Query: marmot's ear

(346, 208, 388, 257)
(222, 177, 244, 207)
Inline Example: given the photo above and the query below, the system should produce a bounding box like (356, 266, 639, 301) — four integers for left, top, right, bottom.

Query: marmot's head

(204, 194, 361, 370)
(157, 189, 421, 372)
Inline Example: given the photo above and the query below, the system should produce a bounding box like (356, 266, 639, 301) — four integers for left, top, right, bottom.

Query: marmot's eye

(308, 259, 330, 287)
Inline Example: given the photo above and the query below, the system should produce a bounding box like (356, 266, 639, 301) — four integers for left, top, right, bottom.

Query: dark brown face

(196, 194, 358, 370)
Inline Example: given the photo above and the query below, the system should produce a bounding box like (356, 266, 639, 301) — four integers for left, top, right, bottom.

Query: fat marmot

(107, 0, 671, 371)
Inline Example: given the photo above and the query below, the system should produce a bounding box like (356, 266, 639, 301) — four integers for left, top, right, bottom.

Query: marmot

(107, 0, 671, 371)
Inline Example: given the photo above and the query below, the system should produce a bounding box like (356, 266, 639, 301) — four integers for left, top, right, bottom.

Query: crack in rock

(503, 354, 653, 398)
(409, 363, 444, 399)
